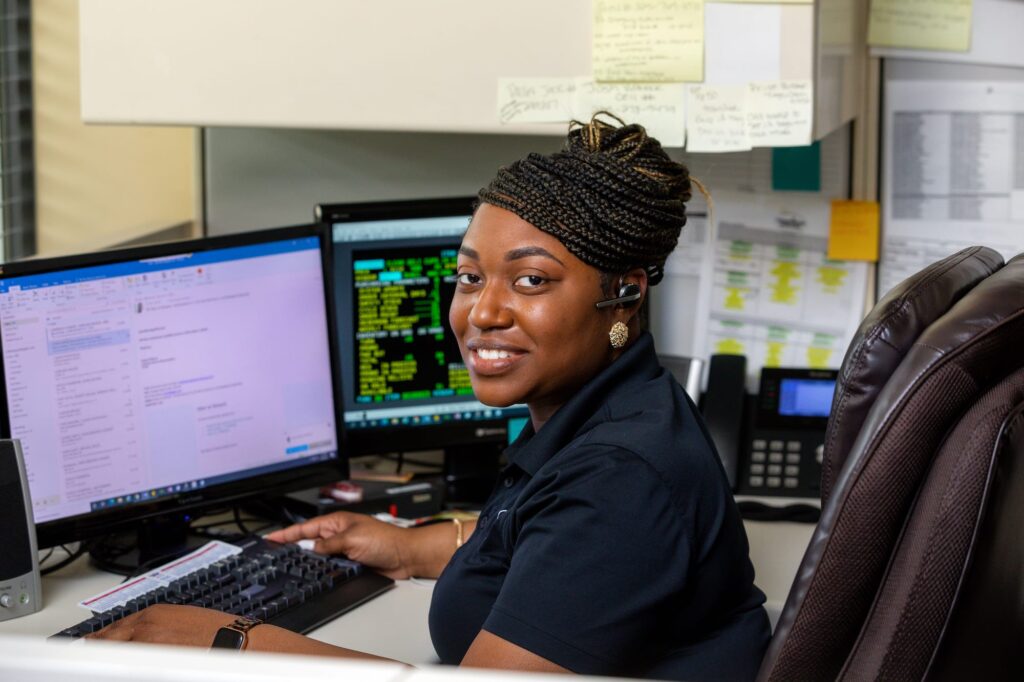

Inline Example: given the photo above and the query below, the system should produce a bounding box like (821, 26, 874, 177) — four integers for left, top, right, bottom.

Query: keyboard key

(769, 440, 784, 451)
(766, 476, 782, 488)
(786, 453, 801, 464)
(785, 465, 800, 476)
(752, 439, 767, 451)
(786, 441, 801, 452)
(769, 452, 784, 463)
(767, 464, 782, 475)
(751, 451, 767, 462)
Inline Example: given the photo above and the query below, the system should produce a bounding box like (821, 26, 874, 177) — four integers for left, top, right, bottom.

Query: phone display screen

(777, 379, 836, 418)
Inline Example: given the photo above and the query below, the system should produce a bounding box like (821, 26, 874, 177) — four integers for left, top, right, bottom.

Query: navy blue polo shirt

(428, 332, 770, 680)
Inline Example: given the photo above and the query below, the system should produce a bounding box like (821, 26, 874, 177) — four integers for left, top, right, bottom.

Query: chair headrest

(821, 246, 1002, 503)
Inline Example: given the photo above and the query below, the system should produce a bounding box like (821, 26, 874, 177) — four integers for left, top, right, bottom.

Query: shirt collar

(504, 332, 661, 477)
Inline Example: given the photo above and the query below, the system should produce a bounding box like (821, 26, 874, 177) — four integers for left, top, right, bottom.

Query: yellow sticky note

(868, 0, 972, 52)
(593, 0, 704, 82)
(828, 200, 880, 262)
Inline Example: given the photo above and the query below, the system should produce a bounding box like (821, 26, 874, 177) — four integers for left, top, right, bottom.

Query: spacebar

(267, 572, 395, 634)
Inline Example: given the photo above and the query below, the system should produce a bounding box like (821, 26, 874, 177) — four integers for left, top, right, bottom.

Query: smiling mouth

(468, 346, 526, 375)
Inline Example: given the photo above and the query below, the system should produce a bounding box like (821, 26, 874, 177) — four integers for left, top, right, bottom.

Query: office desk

(0, 520, 812, 663)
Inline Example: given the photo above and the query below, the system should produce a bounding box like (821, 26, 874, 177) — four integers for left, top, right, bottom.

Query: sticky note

(772, 143, 821, 192)
(574, 79, 686, 147)
(828, 200, 880, 262)
(592, 0, 704, 82)
(746, 80, 813, 148)
(868, 0, 972, 52)
(496, 78, 576, 125)
(685, 84, 750, 153)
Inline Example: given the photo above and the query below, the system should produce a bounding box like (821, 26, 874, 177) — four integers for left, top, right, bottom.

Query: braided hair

(478, 113, 692, 286)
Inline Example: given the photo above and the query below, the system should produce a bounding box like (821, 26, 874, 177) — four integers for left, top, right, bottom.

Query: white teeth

(477, 348, 511, 360)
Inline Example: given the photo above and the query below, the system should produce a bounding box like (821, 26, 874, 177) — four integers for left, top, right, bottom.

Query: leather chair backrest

(838, 366, 1024, 680)
(821, 246, 1002, 504)
(758, 253, 1024, 682)
(927, 398, 1024, 678)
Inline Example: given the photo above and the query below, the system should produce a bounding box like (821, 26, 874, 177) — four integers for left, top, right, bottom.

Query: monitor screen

(777, 378, 836, 418)
(0, 226, 344, 546)
(320, 198, 528, 456)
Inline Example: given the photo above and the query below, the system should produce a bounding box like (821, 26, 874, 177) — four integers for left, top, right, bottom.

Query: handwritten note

(828, 200, 880, 262)
(496, 78, 576, 124)
(574, 79, 686, 147)
(593, 0, 704, 82)
(686, 85, 750, 153)
(746, 80, 813, 148)
(868, 0, 972, 52)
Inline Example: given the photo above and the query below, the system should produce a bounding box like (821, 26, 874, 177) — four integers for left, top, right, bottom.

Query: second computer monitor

(317, 198, 528, 458)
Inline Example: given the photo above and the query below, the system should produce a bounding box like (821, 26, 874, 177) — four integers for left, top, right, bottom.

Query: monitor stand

(443, 442, 503, 506)
(87, 513, 211, 576)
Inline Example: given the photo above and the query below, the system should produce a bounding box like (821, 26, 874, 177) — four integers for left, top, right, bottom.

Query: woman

(93, 115, 770, 680)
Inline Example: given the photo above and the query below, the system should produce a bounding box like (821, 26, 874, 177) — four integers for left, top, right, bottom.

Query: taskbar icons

(348, 408, 508, 430)
(89, 478, 209, 512)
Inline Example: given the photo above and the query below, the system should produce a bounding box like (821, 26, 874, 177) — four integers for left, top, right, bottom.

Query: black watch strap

(210, 616, 263, 651)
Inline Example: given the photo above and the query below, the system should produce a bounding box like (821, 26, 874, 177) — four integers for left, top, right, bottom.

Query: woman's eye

(514, 275, 546, 288)
(457, 273, 481, 286)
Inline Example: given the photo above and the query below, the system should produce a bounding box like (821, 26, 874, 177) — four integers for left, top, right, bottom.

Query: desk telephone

(699, 355, 837, 499)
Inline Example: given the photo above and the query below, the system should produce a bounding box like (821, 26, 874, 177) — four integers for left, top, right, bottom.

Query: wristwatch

(210, 616, 263, 651)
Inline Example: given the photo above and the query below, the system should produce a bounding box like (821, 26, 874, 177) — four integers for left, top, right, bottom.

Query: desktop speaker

(0, 439, 42, 621)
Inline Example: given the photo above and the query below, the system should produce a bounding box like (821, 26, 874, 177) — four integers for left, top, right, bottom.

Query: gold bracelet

(452, 518, 464, 549)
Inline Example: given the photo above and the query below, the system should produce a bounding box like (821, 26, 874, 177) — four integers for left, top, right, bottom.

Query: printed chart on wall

(693, 195, 868, 389)
(880, 80, 1024, 296)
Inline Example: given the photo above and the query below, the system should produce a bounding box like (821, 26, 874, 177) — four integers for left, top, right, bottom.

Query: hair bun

(479, 112, 692, 283)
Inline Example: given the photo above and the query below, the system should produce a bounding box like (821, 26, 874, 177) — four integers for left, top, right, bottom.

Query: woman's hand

(265, 512, 412, 579)
(87, 604, 234, 647)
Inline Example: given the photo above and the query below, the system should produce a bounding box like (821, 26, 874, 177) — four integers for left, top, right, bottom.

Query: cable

(40, 543, 87, 576)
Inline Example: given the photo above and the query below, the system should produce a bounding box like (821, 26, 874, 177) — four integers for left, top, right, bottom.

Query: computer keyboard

(52, 536, 394, 639)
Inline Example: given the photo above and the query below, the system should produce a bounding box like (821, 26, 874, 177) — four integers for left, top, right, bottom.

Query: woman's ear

(619, 267, 649, 325)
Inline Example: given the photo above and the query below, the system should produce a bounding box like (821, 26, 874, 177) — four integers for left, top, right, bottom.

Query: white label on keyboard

(77, 541, 243, 613)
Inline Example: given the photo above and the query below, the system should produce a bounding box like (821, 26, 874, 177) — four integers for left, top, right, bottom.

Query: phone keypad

(745, 437, 819, 495)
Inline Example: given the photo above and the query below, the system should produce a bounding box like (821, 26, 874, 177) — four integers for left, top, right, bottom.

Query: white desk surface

(0, 520, 814, 665)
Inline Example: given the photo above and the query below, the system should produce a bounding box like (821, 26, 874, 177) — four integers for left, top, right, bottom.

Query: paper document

(693, 196, 868, 388)
(496, 77, 686, 145)
(496, 78, 575, 124)
(592, 0, 704, 82)
(704, 4, 782, 86)
(880, 80, 1024, 295)
(78, 541, 243, 613)
(868, 0, 973, 52)
(828, 200, 880, 262)
(687, 84, 751, 152)
(713, 0, 810, 4)
(746, 80, 813, 148)
(574, 79, 686, 147)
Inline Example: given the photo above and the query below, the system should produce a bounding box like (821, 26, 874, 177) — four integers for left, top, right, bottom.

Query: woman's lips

(468, 346, 526, 376)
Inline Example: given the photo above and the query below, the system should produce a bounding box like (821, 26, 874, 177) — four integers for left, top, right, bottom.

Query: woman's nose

(468, 282, 513, 330)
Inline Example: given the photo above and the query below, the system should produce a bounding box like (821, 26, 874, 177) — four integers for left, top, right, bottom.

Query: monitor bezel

(316, 196, 527, 458)
(0, 224, 348, 548)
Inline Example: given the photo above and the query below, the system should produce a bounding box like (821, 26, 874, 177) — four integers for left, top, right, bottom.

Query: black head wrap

(478, 113, 691, 285)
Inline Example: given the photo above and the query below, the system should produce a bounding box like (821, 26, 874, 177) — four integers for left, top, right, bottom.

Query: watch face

(211, 627, 246, 650)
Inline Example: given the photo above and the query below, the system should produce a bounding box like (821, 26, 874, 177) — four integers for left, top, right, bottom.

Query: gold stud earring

(609, 321, 629, 349)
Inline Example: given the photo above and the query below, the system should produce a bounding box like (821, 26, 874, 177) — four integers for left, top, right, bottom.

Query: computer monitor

(315, 198, 529, 497)
(0, 225, 345, 555)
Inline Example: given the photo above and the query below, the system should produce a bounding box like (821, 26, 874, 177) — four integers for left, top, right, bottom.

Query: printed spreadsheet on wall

(880, 79, 1024, 295)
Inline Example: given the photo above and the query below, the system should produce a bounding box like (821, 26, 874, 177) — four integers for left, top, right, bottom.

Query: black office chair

(757, 251, 1024, 681)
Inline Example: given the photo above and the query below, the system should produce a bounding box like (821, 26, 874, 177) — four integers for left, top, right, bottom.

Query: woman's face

(449, 203, 619, 426)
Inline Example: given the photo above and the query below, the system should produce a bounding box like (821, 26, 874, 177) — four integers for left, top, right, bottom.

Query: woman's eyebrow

(459, 246, 480, 259)
(505, 246, 564, 265)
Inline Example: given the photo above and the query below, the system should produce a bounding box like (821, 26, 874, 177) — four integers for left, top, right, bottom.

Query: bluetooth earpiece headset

(594, 282, 642, 309)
